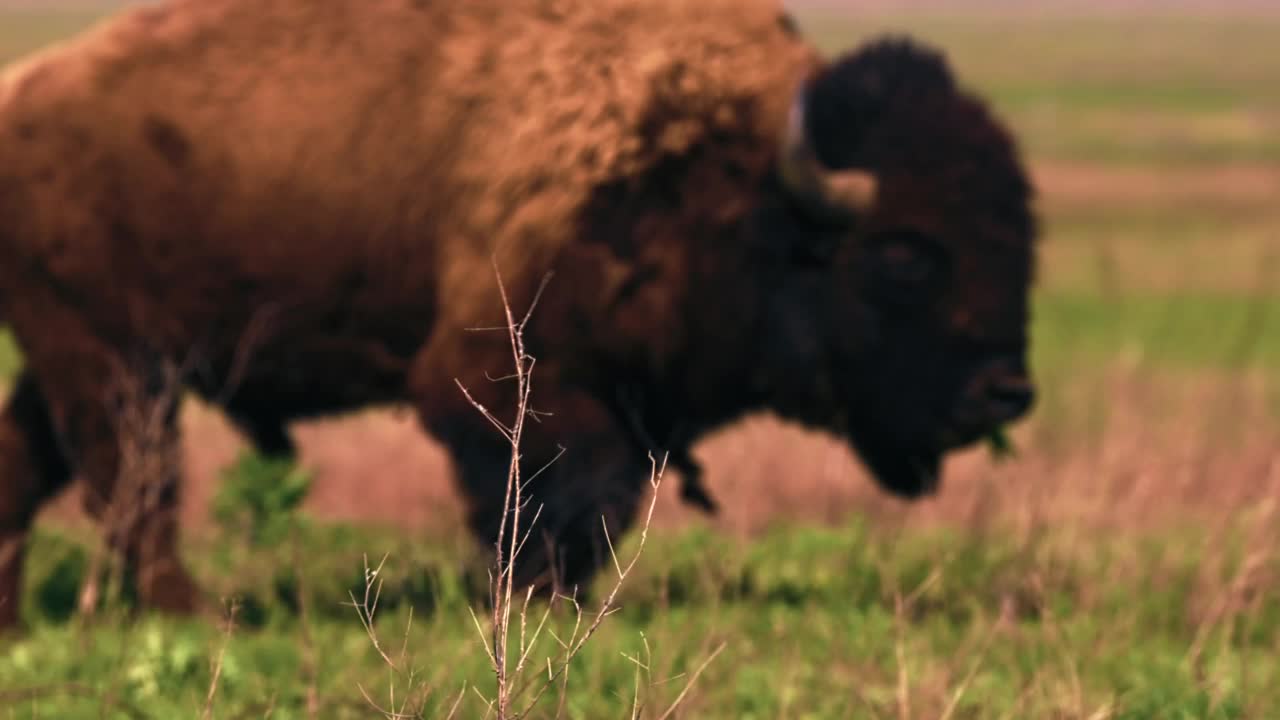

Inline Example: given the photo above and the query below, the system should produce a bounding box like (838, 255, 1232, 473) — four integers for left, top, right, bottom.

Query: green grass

(5, 518, 1277, 718)
(1031, 292, 1280, 374)
(0, 332, 19, 379)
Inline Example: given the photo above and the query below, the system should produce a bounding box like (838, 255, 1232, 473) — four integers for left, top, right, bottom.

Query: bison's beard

(846, 430, 943, 498)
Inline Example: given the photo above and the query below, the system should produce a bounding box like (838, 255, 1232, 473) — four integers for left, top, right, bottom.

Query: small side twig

(202, 597, 241, 720)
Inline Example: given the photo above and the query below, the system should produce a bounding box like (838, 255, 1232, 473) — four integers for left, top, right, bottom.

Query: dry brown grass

(1034, 162, 1280, 211)
(28, 361, 1276, 553)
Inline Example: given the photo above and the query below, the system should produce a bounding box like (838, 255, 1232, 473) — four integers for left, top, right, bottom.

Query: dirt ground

(1033, 162, 1280, 210)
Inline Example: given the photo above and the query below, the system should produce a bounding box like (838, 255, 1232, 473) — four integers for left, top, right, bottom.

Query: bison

(0, 0, 1038, 629)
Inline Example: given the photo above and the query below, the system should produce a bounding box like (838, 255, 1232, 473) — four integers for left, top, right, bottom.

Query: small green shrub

(211, 450, 313, 548)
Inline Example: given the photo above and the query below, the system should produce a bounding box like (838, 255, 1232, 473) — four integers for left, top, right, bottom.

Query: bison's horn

(778, 83, 878, 222)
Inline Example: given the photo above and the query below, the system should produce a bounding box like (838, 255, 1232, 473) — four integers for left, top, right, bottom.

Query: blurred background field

(1, 1, 1279, 717)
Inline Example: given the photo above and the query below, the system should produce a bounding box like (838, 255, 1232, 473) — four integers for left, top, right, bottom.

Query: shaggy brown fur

(0, 0, 1038, 628)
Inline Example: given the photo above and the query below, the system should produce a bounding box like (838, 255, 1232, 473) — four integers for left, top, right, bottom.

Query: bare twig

(291, 526, 320, 720)
(347, 553, 437, 720)
(202, 598, 241, 720)
(893, 589, 911, 720)
(348, 553, 396, 670)
(655, 640, 727, 720)
(938, 617, 1002, 720)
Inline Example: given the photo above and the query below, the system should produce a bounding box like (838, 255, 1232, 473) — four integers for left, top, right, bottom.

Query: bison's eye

(867, 230, 949, 305)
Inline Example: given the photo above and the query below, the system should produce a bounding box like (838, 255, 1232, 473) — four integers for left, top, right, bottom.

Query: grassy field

(9, 517, 1280, 718)
(2, 2, 1280, 718)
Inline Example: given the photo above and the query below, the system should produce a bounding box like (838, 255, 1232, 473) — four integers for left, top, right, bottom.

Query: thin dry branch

(201, 598, 241, 720)
(347, 552, 439, 720)
(655, 640, 727, 720)
(291, 526, 321, 720)
(452, 263, 564, 719)
(451, 261, 683, 720)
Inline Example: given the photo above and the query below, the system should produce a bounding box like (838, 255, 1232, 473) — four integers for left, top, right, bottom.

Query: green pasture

(5, 517, 1276, 718)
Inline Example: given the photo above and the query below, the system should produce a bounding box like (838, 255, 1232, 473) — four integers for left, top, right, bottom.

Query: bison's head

(758, 36, 1037, 497)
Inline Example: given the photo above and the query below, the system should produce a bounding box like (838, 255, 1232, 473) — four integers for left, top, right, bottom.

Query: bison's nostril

(985, 378, 1035, 420)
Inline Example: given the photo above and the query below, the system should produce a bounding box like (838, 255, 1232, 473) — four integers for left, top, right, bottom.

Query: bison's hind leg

(76, 360, 204, 619)
(0, 373, 74, 631)
(17, 338, 205, 623)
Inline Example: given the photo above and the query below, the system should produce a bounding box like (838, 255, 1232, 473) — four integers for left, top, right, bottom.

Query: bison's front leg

(415, 366, 649, 599)
(457, 419, 650, 599)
